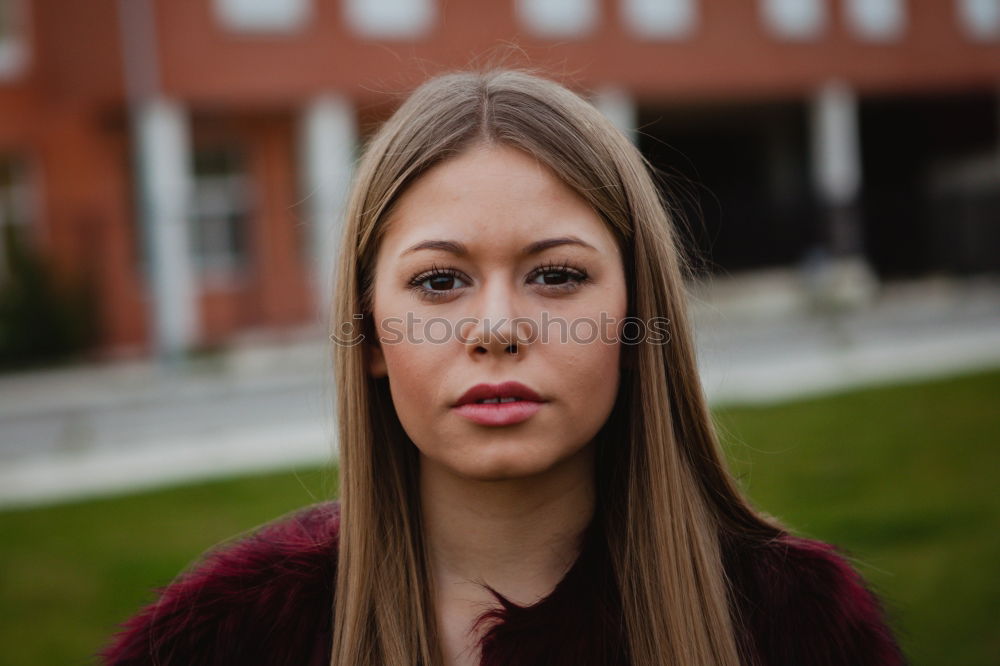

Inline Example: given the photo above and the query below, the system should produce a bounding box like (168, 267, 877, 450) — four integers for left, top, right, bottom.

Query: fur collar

(99, 501, 904, 665)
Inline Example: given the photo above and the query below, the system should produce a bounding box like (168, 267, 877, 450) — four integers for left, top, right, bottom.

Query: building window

(213, 0, 311, 33)
(516, 0, 598, 39)
(0, 154, 34, 282)
(344, 0, 435, 39)
(0, 0, 28, 79)
(844, 0, 906, 41)
(190, 146, 252, 280)
(760, 0, 826, 40)
(957, 0, 1000, 40)
(621, 0, 696, 39)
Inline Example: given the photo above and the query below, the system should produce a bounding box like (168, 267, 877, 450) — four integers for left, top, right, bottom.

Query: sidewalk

(692, 272, 1000, 404)
(1, 274, 998, 509)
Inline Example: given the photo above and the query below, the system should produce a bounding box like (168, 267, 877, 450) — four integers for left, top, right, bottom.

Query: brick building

(1, 0, 998, 359)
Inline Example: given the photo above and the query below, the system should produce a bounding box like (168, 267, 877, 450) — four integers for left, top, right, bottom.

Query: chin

(454, 461, 549, 482)
(446, 442, 582, 482)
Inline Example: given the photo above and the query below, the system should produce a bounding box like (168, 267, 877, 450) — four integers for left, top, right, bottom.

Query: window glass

(844, 0, 906, 41)
(760, 0, 826, 40)
(344, 0, 435, 39)
(213, 0, 311, 33)
(0, 154, 34, 282)
(958, 0, 1000, 40)
(621, 0, 696, 39)
(190, 146, 252, 277)
(516, 0, 598, 38)
(0, 0, 28, 79)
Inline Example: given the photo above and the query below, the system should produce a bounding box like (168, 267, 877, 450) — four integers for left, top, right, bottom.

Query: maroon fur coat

(99, 501, 905, 665)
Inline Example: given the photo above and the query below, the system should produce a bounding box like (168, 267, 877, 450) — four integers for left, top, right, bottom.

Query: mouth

(452, 381, 547, 426)
(452, 380, 545, 407)
(472, 396, 528, 404)
(452, 400, 545, 426)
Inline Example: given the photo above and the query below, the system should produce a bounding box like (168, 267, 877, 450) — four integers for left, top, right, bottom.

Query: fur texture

(98, 501, 905, 665)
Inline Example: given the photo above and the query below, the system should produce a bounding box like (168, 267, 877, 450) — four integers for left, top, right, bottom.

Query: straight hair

(330, 68, 783, 666)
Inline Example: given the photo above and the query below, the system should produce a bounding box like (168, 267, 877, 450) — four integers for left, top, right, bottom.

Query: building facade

(1, 0, 998, 358)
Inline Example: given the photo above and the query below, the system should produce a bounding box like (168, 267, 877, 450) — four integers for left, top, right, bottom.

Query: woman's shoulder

(723, 530, 906, 666)
(98, 500, 341, 665)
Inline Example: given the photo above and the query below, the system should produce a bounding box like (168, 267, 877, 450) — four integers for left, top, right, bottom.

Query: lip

(452, 381, 546, 427)
(453, 381, 544, 406)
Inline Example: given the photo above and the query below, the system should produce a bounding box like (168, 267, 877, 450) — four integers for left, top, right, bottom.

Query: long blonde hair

(330, 68, 782, 666)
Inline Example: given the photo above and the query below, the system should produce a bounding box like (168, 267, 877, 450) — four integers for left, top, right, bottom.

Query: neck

(420, 443, 596, 607)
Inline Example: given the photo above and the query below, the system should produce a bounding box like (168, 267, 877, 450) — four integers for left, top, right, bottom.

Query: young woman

(101, 69, 905, 666)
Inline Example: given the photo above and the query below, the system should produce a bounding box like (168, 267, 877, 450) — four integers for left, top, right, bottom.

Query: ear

(367, 341, 388, 378)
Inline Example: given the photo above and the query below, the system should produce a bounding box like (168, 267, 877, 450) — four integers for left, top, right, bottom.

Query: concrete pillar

(119, 0, 198, 363)
(810, 80, 863, 255)
(299, 94, 357, 327)
(135, 99, 199, 361)
(591, 86, 638, 145)
(806, 80, 877, 311)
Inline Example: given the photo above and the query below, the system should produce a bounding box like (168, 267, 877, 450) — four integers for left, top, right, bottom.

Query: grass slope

(1, 369, 997, 664)
(715, 368, 1000, 665)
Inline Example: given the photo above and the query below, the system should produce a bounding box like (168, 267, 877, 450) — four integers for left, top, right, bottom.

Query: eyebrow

(401, 236, 597, 257)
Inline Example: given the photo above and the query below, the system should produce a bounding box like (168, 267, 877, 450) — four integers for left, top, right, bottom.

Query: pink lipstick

(452, 381, 546, 426)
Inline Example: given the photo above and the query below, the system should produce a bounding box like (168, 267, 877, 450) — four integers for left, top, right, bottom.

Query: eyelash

(406, 260, 591, 301)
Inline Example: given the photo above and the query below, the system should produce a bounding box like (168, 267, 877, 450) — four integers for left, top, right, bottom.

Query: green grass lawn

(715, 368, 1000, 666)
(1, 369, 997, 665)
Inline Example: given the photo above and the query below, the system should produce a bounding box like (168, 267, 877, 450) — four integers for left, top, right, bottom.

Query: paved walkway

(1, 274, 998, 508)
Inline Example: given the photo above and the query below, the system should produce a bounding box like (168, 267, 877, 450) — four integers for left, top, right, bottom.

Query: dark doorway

(859, 90, 999, 277)
(637, 100, 818, 276)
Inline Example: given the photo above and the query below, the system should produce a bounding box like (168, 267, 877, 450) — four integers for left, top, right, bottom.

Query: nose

(459, 278, 529, 359)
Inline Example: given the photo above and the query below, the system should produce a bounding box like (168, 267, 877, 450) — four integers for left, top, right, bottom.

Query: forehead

(378, 144, 618, 256)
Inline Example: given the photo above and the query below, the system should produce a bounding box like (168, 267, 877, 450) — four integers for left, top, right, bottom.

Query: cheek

(558, 338, 622, 425)
(540, 289, 626, 443)
(379, 339, 440, 414)
(371, 286, 456, 449)
(375, 328, 465, 454)
(568, 288, 627, 426)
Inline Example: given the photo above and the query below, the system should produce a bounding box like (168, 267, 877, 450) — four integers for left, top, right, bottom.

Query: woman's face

(368, 143, 627, 481)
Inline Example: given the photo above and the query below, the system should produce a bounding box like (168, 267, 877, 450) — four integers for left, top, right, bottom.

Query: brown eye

(408, 267, 470, 300)
(544, 271, 571, 285)
(424, 274, 462, 291)
(528, 264, 588, 289)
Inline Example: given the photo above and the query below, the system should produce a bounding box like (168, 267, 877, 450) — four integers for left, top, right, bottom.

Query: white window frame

(0, 153, 36, 282)
(343, 0, 435, 39)
(759, 0, 827, 41)
(213, 0, 311, 34)
(957, 0, 1000, 41)
(0, 0, 29, 80)
(516, 0, 598, 39)
(621, 0, 697, 40)
(190, 147, 253, 282)
(844, 0, 906, 41)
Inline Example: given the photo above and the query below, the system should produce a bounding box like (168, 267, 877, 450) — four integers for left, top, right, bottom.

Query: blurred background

(0, 0, 998, 663)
